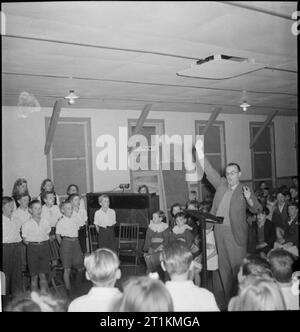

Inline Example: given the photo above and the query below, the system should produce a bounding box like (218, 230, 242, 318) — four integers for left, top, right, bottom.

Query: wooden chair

(88, 224, 99, 252)
(117, 223, 140, 274)
(48, 238, 64, 295)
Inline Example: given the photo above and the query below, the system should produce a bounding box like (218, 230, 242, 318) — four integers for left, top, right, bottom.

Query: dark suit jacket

(202, 157, 261, 246)
(252, 219, 276, 249)
(273, 203, 289, 231)
(284, 215, 298, 247)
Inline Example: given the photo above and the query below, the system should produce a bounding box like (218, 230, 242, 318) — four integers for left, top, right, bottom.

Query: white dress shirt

(12, 207, 31, 229)
(56, 214, 83, 238)
(72, 208, 88, 226)
(21, 217, 51, 242)
(41, 204, 62, 228)
(165, 280, 220, 312)
(2, 215, 22, 243)
(93, 208, 116, 228)
(68, 287, 122, 312)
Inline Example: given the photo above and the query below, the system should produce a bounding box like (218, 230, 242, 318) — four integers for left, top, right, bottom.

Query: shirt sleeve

(21, 222, 30, 239)
(93, 210, 100, 226)
(111, 209, 116, 225)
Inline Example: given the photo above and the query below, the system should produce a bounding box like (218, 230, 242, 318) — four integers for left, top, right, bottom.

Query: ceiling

(1, 1, 298, 115)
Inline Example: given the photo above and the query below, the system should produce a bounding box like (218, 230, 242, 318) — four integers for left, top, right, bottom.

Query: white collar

(173, 224, 192, 234)
(149, 221, 169, 232)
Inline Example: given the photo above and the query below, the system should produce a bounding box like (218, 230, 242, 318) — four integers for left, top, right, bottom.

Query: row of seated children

(228, 249, 299, 310)
(68, 241, 219, 312)
(2, 190, 87, 298)
(247, 201, 298, 259)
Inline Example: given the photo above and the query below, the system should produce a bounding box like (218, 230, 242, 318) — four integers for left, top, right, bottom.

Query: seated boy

(2, 196, 23, 297)
(161, 241, 219, 311)
(268, 248, 299, 310)
(56, 200, 85, 294)
(68, 248, 122, 312)
(21, 199, 51, 293)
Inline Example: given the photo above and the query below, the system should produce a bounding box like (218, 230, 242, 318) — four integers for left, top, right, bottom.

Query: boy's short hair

(2, 196, 13, 207)
(84, 248, 120, 285)
(98, 194, 109, 203)
(268, 249, 295, 283)
(28, 199, 41, 210)
(241, 254, 273, 278)
(68, 193, 80, 202)
(59, 199, 71, 211)
(162, 241, 193, 275)
(174, 211, 186, 220)
(258, 206, 270, 216)
(41, 190, 55, 202)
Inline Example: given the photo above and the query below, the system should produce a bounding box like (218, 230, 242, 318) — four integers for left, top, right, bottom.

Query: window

(250, 122, 276, 190)
(45, 117, 93, 199)
(128, 119, 166, 210)
(195, 121, 226, 200)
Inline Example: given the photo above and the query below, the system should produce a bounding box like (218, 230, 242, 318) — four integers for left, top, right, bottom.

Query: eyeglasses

(226, 171, 239, 176)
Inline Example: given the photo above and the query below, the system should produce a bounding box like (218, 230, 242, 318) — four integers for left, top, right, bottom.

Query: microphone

(119, 183, 130, 190)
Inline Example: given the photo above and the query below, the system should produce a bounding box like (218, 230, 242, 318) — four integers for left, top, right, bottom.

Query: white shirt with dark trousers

(93, 208, 116, 228)
(56, 214, 84, 238)
(68, 287, 122, 312)
(22, 217, 51, 242)
(165, 280, 220, 312)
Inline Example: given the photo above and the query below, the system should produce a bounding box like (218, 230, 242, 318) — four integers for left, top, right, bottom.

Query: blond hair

(161, 241, 193, 275)
(98, 194, 109, 204)
(229, 275, 286, 311)
(117, 276, 173, 312)
(84, 248, 119, 286)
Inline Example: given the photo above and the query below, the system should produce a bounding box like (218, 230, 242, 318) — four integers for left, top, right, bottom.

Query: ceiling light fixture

(64, 89, 79, 105)
(240, 101, 251, 112)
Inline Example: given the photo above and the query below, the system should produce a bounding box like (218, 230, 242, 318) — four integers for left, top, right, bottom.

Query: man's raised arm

(194, 140, 222, 189)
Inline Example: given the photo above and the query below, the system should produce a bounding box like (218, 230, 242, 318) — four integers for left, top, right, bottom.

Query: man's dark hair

(226, 162, 241, 172)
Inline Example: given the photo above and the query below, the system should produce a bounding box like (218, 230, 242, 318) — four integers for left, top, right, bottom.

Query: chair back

(88, 224, 99, 252)
(118, 223, 139, 248)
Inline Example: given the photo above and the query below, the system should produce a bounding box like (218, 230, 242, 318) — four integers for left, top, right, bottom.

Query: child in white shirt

(161, 241, 219, 312)
(56, 200, 85, 294)
(93, 194, 116, 252)
(68, 248, 122, 312)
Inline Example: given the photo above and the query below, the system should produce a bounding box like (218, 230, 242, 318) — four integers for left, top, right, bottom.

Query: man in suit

(284, 202, 298, 247)
(196, 151, 261, 305)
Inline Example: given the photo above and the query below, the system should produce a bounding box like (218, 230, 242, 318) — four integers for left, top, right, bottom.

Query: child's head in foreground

(84, 248, 121, 287)
(5, 291, 67, 312)
(161, 241, 193, 278)
(229, 275, 286, 311)
(117, 276, 173, 312)
(237, 254, 273, 284)
(268, 249, 295, 283)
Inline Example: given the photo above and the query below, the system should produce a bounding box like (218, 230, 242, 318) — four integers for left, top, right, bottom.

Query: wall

(2, 106, 297, 196)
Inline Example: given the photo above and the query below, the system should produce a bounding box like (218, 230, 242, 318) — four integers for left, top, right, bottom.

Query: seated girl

(143, 210, 171, 273)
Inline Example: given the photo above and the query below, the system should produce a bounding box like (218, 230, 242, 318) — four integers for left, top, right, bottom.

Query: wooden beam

(132, 104, 152, 136)
(250, 110, 278, 149)
(200, 107, 222, 136)
(44, 99, 63, 155)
